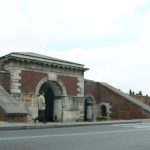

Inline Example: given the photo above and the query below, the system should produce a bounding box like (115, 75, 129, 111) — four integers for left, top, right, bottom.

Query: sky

(0, 0, 150, 95)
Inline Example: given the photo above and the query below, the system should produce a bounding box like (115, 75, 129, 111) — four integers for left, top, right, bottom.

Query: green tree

(129, 89, 132, 95)
(139, 91, 142, 96)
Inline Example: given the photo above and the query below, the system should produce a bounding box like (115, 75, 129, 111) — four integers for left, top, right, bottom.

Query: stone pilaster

(77, 76, 84, 97)
(10, 69, 21, 94)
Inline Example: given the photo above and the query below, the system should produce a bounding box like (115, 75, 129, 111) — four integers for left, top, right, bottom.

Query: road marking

(113, 124, 139, 127)
(112, 123, 150, 128)
(0, 128, 150, 141)
(136, 125, 150, 128)
(112, 123, 150, 126)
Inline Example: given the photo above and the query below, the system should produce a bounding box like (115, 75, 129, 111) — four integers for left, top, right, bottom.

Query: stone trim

(35, 76, 67, 97)
(1, 52, 88, 72)
(99, 102, 112, 120)
(85, 94, 96, 104)
(10, 70, 21, 94)
(77, 76, 84, 97)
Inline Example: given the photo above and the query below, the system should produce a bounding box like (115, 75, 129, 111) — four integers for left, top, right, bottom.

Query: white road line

(113, 124, 139, 127)
(136, 126, 150, 128)
(112, 123, 147, 126)
(112, 123, 150, 128)
(0, 128, 150, 141)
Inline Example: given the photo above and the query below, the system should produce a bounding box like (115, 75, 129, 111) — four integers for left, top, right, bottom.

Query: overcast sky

(0, 0, 150, 95)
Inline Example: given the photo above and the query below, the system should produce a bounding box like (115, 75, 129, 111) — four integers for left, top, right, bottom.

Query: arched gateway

(35, 77, 67, 122)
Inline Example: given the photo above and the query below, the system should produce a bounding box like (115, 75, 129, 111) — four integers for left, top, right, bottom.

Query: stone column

(53, 97, 63, 121)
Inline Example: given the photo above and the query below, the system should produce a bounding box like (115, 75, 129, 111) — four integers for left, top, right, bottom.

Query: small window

(100, 105, 107, 116)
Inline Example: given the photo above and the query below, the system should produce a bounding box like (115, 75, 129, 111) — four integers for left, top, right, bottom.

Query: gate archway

(35, 77, 67, 122)
(39, 82, 54, 121)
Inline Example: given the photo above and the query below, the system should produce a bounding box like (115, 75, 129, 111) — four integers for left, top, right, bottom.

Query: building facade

(0, 52, 88, 122)
(0, 52, 150, 122)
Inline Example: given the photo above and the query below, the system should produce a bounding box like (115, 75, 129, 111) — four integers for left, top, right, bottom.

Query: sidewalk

(0, 119, 150, 131)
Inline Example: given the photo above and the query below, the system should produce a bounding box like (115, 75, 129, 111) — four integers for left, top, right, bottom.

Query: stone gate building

(0, 52, 150, 122)
(0, 52, 87, 122)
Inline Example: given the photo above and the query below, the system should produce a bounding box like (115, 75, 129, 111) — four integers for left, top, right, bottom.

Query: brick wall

(20, 70, 47, 93)
(0, 72, 10, 93)
(6, 115, 27, 122)
(85, 80, 150, 119)
(0, 111, 5, 121)
(131, 95, 150, 107)
(58, 75, 78, 96)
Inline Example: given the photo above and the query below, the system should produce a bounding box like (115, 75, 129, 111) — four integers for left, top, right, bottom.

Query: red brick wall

(58, 75, 78, 96)
(85, 81, 97, 96)
(131, 95, 147, 104)
(6, 115, 27, 122)
(0, 111, 5, 121)
(0, 72, 10, 93)
(85, 80, 150, 119)
(20, 70, 47, 93)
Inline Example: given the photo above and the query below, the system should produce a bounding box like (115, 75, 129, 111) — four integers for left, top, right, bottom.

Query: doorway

(84, 97, 93, 121)
(39, 82, 54, 122)
(39, 80, 64, 122)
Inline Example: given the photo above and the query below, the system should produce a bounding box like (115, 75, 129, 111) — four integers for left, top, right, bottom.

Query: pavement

(0, 119, 150, 130)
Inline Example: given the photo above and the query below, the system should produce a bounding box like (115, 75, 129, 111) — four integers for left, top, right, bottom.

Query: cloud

(0, 0, 150, 95)
(0, 0, 27, 35)
(0, 0, 148, 45)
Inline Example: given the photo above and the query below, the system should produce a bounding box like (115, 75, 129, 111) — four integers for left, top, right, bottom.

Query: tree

(139, 91, 142, 96)
(129, 89, 132, 95)
(129, 89, 135, 95)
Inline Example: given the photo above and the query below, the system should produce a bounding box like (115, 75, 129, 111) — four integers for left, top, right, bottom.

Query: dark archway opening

(39, 82, 54, 122)
(100, 105, 107, 117)
(84, 99, 88, 121)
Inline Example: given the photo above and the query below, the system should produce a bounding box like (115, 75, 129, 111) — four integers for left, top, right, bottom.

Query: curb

(0, 119, 147, 131)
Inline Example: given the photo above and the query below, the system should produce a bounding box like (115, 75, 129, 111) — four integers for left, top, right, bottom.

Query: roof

(0, 85, 27, 115)
(99, 82, 150, 113)
(0, 52, 89, 71)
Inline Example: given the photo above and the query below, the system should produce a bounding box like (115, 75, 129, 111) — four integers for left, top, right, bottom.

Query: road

(0, 122, 150, 150)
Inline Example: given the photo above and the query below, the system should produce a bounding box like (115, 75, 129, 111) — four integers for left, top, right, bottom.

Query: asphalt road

(0, 122, 150, 150)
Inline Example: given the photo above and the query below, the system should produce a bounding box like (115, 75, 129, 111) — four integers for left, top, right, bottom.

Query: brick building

(84, 80, 150, 121)
(0, 52, 87, 122)
(0, 52, 150, 122)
